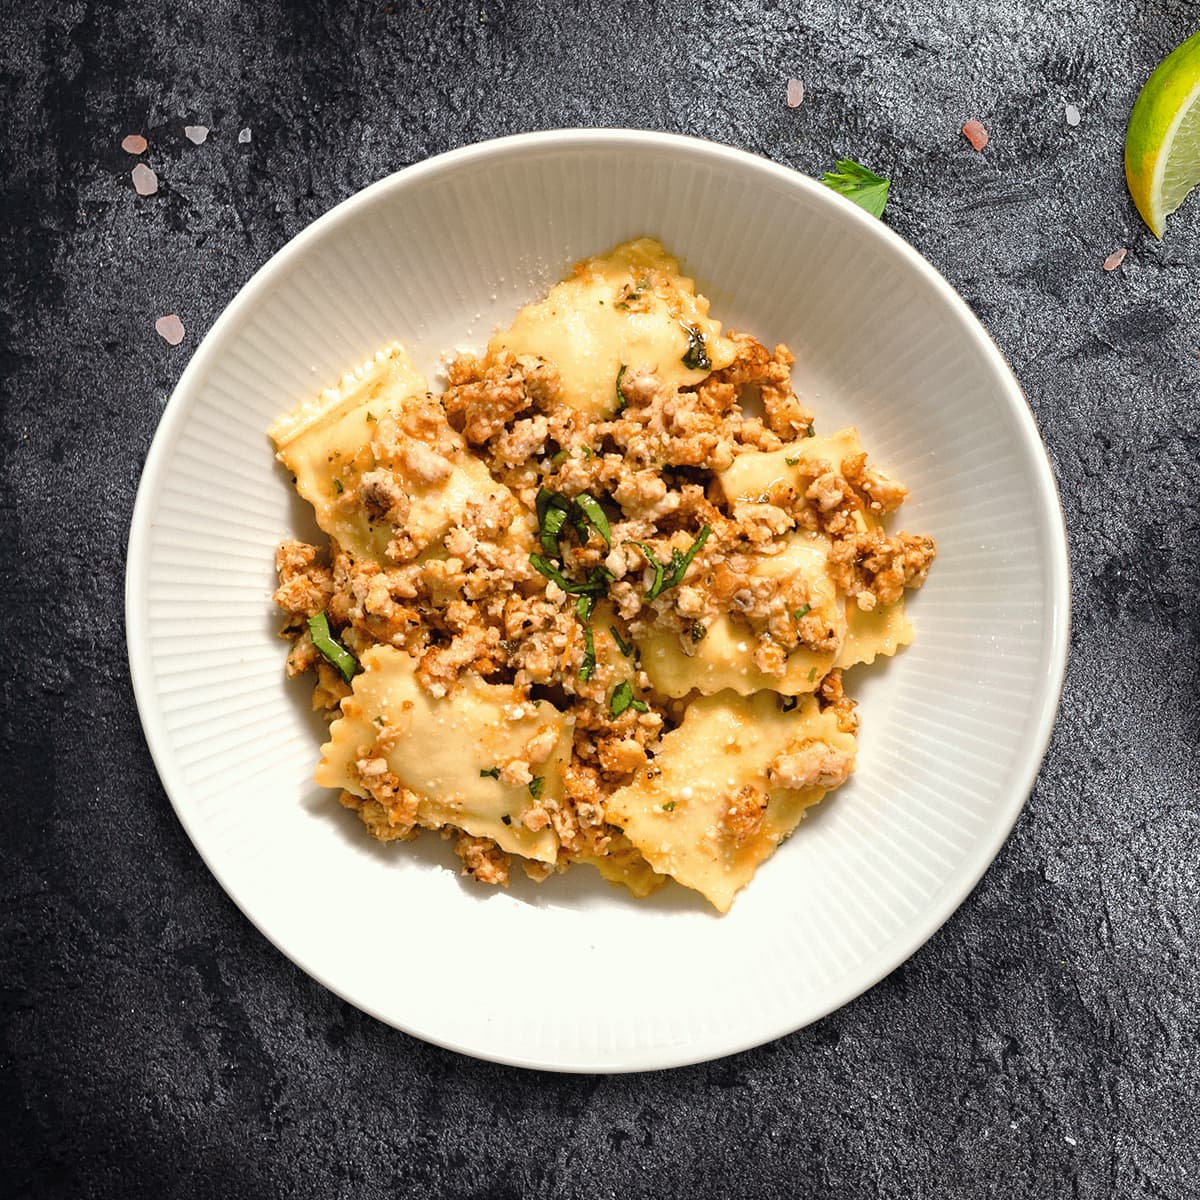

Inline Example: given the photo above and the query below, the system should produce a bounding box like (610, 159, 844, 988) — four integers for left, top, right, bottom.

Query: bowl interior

(127, 131, 1068, 1072)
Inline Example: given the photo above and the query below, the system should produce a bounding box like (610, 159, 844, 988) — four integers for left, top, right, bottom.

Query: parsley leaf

(821, 159, 890, 219)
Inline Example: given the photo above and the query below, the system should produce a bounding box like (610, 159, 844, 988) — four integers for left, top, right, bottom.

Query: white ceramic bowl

(126, 130, 1069, 1072)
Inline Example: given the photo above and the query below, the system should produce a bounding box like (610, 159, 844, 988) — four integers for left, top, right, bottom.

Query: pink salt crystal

(184, 124, 209, 145)
(786, 78, 805, 108)
(962, 119, 989, 151)
(131, 163, 158, 196)
(1102, 247, 1127, 271)
(121, 134, 148, 155)
(155, 314, 185, 345)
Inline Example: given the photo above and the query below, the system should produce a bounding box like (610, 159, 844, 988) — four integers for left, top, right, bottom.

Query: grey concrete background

(3, 1, 1199, 1196)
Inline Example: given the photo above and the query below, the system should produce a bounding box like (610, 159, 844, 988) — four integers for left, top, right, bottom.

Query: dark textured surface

(3, 1, 1199, 1195)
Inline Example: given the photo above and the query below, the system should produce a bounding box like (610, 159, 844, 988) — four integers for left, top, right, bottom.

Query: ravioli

(837, 597, 915, 668)
(637, 534, 846, 697)
(489, 237, 736, 418)
(716, 427, 869, 506)
(270, 343, 511, 564)
(317, 646, 571, 863)
(605, 692, 857, 913)
(270, 238, 937, 910)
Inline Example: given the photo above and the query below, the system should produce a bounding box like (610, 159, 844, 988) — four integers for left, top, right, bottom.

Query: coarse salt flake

(786, 78, 805, 108)
(1065, 103, 1081, 127)
(1064, 1136, 1077, 1147)
(184, 124, 209, 145)
(121, 134, 148, 155)
(238, 127, 252, 143)
(962, 119, 989, 151)
(131, 163, 158, 196)
(1102, 247, 1127, 271)
(155, 314, 185, 345)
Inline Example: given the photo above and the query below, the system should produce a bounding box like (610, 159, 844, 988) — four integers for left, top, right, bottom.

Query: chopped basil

(576, 593, 597, 621)
(610, 625, 634, 657)
(628, 540, 665, 599)
(575, 492, 611, 546)
(615, 364, 629, 412)
(662, 801, 676, 812)
(535, 486, 568, 528)
(610, 680, 649, 717)
(808, 667, 818, 682)
(540, 503, 569, 556)
(307, 612, 358, 683)
(794, 604, 811, 620)
(537, 486, 612, 558)
(529, 776, 545, 799)
(529, 554, 610, 595)
(785, 456, 800, 466)
(806, 423, 815, 438)
(579, 626, 596, 681)
(480, 767, 501, 779)
(681, 325, 711, 371)
(632, 526, 712, 601)
(581, 446, 595, 460)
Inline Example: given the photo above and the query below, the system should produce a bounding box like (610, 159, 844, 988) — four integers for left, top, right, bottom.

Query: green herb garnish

(628, 540, 665, 599)
(662, 801, 677, 812)
(333, 478, 344, 494)
(610, 625, 634, 657)
(681, 325, 711, 371)
(480, 767, 501, 779)
(529, 776, 545, 799)
(529, 555, 610, 595)
(540, 502, 569, 556)
(615, 364, 629, 412)
(808, 667, 818, 682)
(579, 626, 597, 681)
(631, 526, 712, 601)
(575, 493, 611, 546)
(820, 159, 890, 219)
(609, 680, 649, 718)
(807, 423, 815, 438)
(794, 604, 811, 620)
(307, 612, 358, 683)
(576, 593, 597, 621)
(785, 456, 800, 466)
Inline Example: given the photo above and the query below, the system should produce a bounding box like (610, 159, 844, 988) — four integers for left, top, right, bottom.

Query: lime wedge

(1125, 31, 1200, 238)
